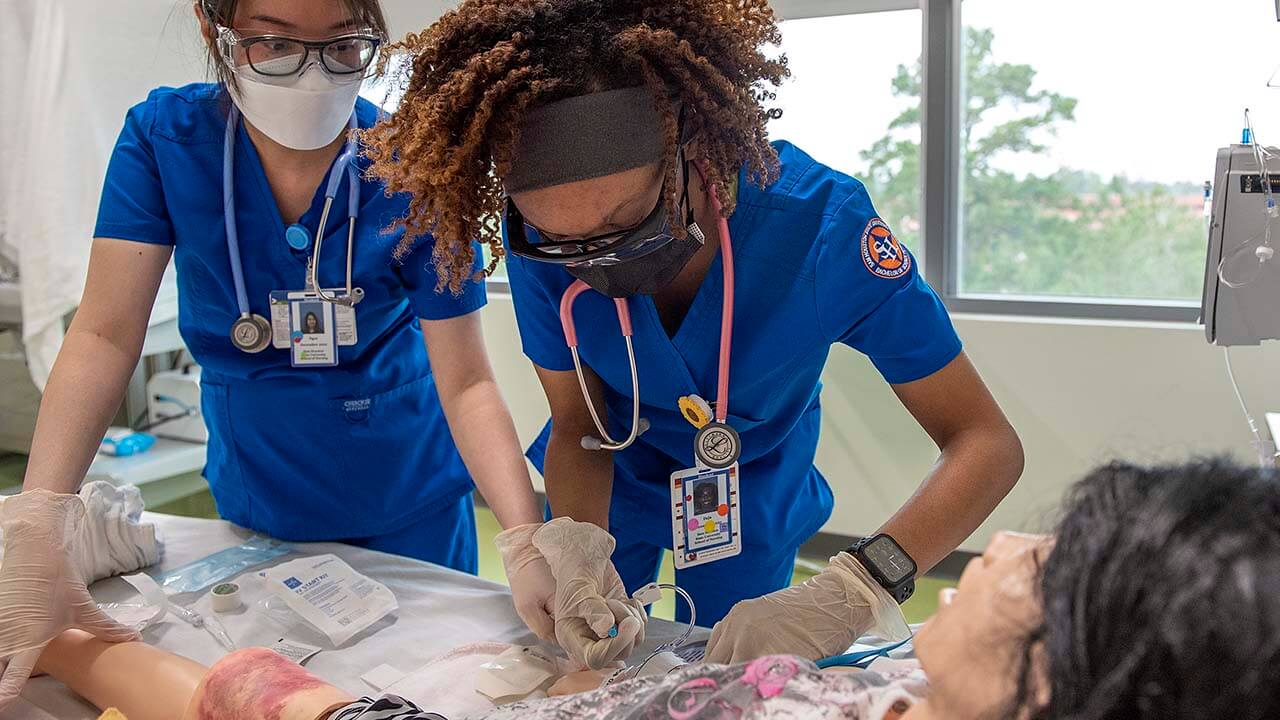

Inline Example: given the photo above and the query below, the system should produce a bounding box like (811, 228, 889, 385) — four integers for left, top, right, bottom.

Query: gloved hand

(0, 490, 139, 708)
(494, 523, 556, 641)
(532, 518, 646, 670)
(704, 552, 910, 665)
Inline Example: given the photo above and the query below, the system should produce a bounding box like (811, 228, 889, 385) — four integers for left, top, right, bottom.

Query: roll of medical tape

(210, 582, 242, 612)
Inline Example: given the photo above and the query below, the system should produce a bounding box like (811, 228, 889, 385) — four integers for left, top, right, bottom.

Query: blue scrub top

(507, 142, 963, 554)
(95, 84, 485, 541)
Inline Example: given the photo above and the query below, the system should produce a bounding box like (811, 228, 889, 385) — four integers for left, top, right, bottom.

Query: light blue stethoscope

(223, 106, 364, 353)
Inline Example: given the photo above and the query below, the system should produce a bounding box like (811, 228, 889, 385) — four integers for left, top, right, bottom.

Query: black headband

(503, 87, 670, 194)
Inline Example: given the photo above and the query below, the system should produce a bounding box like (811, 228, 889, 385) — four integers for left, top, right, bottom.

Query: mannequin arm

(35, 632, 353, 720)
(34, 630, 205, 720)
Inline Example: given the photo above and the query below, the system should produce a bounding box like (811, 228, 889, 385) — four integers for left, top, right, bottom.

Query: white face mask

(228, 64, 362, 150)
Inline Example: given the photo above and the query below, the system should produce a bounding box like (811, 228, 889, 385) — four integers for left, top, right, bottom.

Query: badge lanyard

(223, 106, 361, 355)
(671, 172, 744, 570)
(679, 172, 740, 470)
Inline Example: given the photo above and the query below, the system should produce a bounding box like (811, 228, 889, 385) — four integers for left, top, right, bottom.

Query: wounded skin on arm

(184, 648, 353, 720)
(877, 352, 1024, 574)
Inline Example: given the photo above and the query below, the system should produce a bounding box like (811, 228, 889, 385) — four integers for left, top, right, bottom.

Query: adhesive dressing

(263, 554, 397, 646)
(475, 645, 560, 701)
(98, 601, 166, 634)
(380, 642, 576, 719)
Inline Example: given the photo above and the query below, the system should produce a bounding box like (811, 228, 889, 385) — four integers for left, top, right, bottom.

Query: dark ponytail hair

(1010, 458, 1280, 719)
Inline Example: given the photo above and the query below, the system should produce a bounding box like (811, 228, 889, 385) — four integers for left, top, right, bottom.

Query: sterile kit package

(157, 536, 293, 594)
(260, 554, 398, 647)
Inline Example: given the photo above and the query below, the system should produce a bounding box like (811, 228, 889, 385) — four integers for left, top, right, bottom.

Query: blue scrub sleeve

(815, 187, 962, 385)
(505, 255, 575, 372)
(94, 100, 175, 246)
(398, 238, 488, 320)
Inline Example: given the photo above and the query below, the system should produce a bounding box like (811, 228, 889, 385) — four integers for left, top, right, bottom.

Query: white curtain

(0, 0, 203, 388)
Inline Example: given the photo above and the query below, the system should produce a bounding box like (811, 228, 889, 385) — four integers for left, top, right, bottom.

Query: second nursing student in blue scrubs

(362, 0, 1024, 668)
(12, 0, 560, 656)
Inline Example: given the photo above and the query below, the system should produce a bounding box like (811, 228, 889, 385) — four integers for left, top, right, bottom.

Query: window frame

(489, 0, 1203, 323)
(919, 0, 1200, 323)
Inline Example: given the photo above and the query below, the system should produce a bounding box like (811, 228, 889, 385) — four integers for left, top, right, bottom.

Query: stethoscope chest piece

(231, 313, 272, 353)
(695, 422, 741, 469)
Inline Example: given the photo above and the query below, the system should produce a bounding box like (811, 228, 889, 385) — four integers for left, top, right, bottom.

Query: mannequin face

(911, 532, 1052, 720)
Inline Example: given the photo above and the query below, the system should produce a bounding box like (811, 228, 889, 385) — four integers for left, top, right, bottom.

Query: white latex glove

(532, 518, 646, 670)
(0, 490, 139, 708)
(494, 523, 556, 641)
(704, 553, 910, 665)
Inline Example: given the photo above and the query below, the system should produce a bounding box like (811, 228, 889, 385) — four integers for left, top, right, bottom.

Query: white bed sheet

(6, 513, 702, 720)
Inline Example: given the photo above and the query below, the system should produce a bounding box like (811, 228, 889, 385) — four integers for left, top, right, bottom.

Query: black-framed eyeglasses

(216, 25, 382, 79)
(506, 150, 700, 267)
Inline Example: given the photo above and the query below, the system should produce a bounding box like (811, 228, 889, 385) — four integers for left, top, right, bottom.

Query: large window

(955, 0, 1280, 307)
(770, 9, 925, 255)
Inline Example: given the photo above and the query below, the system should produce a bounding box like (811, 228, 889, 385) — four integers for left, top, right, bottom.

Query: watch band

(846, 535, 916, 605)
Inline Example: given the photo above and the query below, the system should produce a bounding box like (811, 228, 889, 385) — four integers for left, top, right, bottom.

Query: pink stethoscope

(558, 167, 741, 469)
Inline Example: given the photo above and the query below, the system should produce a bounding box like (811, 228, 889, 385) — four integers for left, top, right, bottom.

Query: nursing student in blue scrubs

(362, 0, 1024, 668)
(0, 1, 559, 698)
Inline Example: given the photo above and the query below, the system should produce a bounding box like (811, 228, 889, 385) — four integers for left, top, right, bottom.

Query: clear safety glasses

(216, 26, 382, 83)
(506, 153, 698, 268)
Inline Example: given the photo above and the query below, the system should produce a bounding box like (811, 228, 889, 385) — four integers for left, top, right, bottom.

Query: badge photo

(289, 299, 338, 367)
(671, 464, 742, 569)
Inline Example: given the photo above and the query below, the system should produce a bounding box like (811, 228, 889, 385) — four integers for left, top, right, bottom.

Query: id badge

(671, 463, 742, 570)
(288, 298, 338, 367)
(270, 290, 358, 349)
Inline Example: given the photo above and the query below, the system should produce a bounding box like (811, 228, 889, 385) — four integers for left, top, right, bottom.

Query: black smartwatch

(845, 533, 917, 605)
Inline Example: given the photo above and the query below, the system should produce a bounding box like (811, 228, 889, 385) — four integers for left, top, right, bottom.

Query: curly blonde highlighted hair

(362, 0, 788, 293)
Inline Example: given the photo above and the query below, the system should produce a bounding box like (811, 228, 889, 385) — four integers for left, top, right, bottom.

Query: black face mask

(565, 227, 704, 297)
(563, 156, 705, 297)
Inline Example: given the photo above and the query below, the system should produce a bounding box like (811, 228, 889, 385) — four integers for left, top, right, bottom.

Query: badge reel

(671, 394, 743, 570)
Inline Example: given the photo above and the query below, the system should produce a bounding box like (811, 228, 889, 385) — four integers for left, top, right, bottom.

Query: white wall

(481, 293, 1277, 551)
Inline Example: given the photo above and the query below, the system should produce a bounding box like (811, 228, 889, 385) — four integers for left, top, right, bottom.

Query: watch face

(863, 536, 916, 584)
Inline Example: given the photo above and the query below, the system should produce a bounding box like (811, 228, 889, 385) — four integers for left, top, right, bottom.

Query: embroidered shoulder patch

(859, 218, 911, 279)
